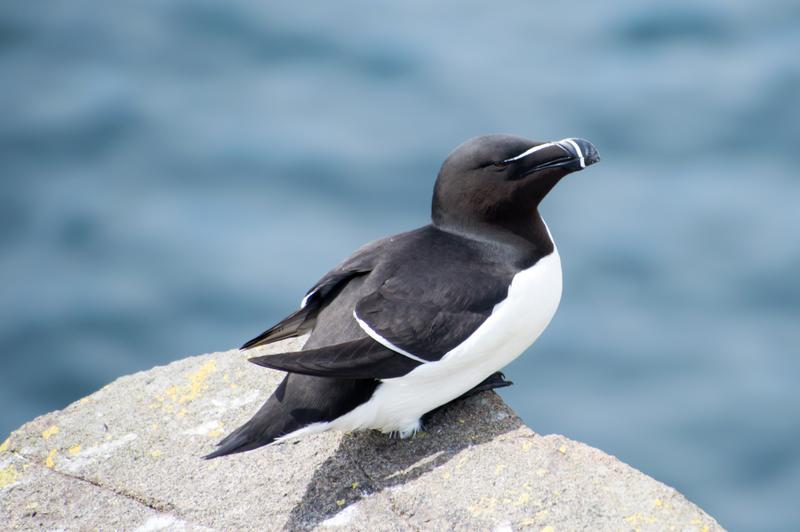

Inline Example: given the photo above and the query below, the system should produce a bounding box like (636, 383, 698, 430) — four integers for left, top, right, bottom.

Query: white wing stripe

(300, 289, 319, 309)
(353, 310, 429, 364)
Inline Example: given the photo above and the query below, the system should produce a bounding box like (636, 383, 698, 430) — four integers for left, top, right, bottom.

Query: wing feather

(249, 337, 421, 379)
(241, 268, 371, 350)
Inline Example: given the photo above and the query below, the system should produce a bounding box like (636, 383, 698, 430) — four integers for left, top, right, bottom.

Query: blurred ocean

(1, 1, 798, 529)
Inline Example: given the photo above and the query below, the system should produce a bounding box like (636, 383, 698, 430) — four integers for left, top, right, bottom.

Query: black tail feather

(241, 307, 314, 350)
(203, 373, 379, 459)
(203, 424, 280, 459)
(203, 376, 297, 459)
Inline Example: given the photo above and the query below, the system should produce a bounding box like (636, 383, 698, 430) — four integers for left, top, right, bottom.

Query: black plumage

(205, 134, 599, 458)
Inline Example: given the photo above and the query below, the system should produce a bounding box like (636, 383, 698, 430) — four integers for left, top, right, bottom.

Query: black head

(431, 134, 599, 239)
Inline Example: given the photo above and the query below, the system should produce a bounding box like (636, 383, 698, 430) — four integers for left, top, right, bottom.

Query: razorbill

(205, 134, 599, 458)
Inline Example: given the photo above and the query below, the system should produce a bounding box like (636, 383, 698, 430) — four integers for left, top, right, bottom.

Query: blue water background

(1, 1, 799, 529)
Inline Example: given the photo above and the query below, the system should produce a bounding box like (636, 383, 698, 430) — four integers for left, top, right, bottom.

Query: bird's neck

(432, 210, 555, 263)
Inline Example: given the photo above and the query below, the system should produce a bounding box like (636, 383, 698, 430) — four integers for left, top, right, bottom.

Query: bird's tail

(204, 372, 379, 459)
(204, 376, 300, 459)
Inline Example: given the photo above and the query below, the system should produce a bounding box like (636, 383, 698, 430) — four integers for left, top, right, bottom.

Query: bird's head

(431, 134, 599, 234)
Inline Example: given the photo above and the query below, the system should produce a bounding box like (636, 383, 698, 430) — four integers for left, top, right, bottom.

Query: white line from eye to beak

(503, 138, 585, 168)
(502, 141, 558, 163)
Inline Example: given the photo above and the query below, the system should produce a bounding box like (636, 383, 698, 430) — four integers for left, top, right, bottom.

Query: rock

(1, 338, 724, 531)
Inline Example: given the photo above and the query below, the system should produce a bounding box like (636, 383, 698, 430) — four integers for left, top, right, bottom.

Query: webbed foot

(459, 371, 514, 399)
(421, 372, 514, 426)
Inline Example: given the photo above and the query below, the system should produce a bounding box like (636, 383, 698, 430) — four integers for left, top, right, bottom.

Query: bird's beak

(553, 138, 600, 171)
(512, 138, 600, 176)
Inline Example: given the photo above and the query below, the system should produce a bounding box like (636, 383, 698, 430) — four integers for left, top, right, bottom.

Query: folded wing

(353, 271, 509, 362)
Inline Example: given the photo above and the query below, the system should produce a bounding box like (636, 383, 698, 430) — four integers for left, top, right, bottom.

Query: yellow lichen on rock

(625, 512, 657, 526)
(149, 359, 218, 417)
(0, 465, 20, 489)
(207, 422, 224, 438)
(180, 360, 216, 403)
(41, 425, 59, 440)
(67, 445, 81, 456)
(468, 496, 499, 517)
(45, 449, 57, 468)
(689, 517, 712, 531)
(0, 437, 9, 453)
(0, 464, 20, 488)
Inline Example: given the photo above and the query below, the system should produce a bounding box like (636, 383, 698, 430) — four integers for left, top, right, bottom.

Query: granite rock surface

(1, 338, 723, 531)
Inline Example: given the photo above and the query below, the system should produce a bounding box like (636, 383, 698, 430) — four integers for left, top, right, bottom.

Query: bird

(205, 134, 599, 459)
